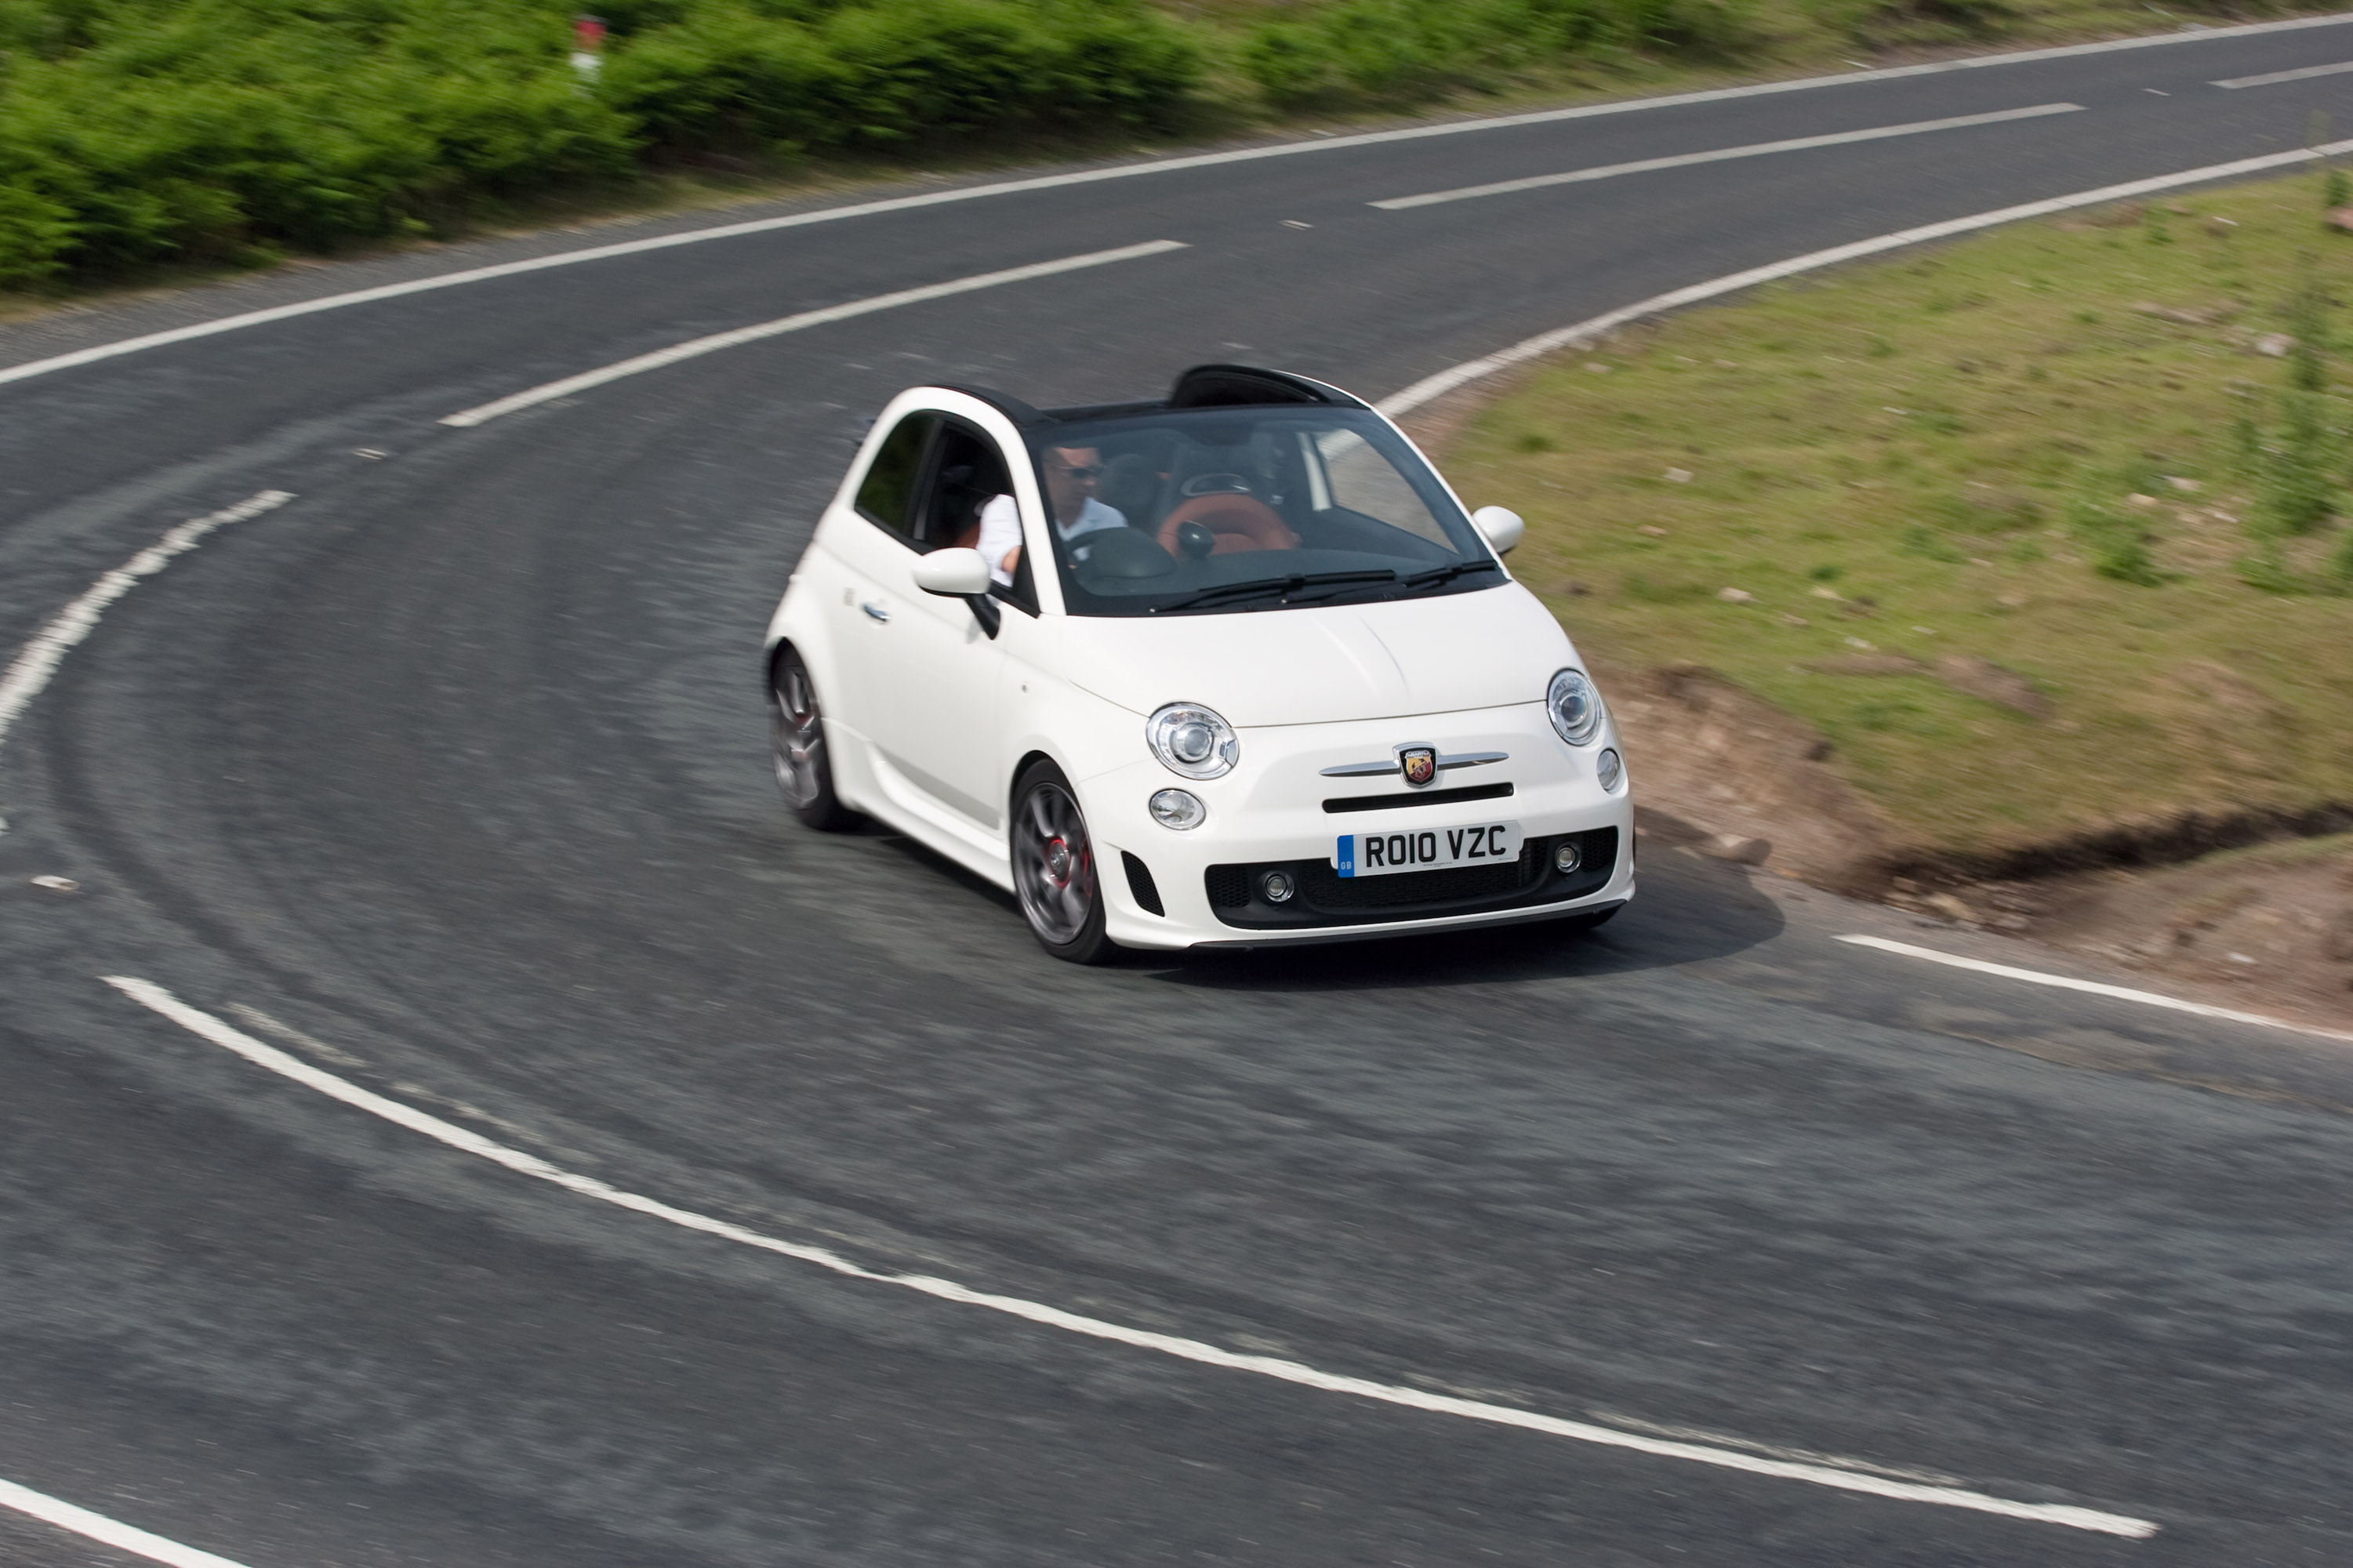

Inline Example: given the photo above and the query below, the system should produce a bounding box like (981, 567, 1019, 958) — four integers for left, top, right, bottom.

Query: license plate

(1334, 822, 1522, 879)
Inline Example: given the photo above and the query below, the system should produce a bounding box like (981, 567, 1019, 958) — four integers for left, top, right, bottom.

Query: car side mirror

(911, 547, 992, 597)
(1471, 506, 1524, 554)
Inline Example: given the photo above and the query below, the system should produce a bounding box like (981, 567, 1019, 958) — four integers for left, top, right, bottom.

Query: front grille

(1205, 827, 1618, 929)
(1322, 782, 1513, 815)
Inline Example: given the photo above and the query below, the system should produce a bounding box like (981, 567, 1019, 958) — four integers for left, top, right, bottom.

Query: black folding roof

(939, 365, 1367, 430)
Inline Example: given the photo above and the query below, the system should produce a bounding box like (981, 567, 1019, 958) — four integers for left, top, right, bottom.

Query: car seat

(1156, 494, 1298, 554)
(1098, 452, 1159, 528)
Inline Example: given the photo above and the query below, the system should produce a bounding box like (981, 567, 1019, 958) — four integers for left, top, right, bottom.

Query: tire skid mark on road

(0, 1475, 257, 1568)
(103, 975, 2162, 1539)
(0, 490, 293, 837)
(3, 11, 2351, 393)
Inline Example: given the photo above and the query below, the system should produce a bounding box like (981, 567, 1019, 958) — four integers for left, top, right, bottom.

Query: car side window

(855, 413, 935, 539)
(916, 419, 1012, 551)
(917, 419, 1037, 614)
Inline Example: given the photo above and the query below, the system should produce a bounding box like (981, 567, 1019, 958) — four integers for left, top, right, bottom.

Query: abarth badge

(1400, 746, 1438, 787)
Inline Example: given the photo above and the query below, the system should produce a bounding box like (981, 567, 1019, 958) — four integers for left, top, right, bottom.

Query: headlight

(1146, 702, 1238, 780)
(1596, 747, 1623, 791)
(1546, 668, 1603, 746)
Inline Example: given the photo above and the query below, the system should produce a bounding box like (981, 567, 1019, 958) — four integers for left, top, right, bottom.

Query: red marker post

(570, 15, 605, 87)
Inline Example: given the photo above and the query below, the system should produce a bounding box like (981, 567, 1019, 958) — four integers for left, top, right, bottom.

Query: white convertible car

(763, 365, 1633, 962)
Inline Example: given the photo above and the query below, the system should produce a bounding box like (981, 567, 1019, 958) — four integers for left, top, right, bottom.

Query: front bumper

(1204, 826, 1619, 929)
(1085, 702, 1634, 950)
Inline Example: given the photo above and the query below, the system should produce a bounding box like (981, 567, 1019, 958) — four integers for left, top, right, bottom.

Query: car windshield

(1024, 408, 1500, 616)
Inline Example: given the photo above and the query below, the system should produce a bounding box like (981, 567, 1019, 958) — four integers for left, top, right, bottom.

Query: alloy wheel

(1012, 779, 1097, 946)
(770, 655, 826, 809)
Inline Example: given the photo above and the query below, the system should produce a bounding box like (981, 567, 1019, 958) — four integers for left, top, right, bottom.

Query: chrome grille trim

(1317, 750, 1507, 778)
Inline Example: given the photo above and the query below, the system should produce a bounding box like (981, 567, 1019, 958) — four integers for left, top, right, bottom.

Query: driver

(974, 445, 1127, 587)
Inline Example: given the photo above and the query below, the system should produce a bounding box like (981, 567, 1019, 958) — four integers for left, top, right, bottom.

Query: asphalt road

(5, 20, 2353, 1566)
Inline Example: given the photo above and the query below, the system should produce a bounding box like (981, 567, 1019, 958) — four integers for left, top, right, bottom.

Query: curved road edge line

(1839, 935, 2353, 1044)
(1374, 136, 2353, 417)
(0, 1475, 257, 1568)
(2, 10, 2349, 393)
(100, 974, 2160, 1539)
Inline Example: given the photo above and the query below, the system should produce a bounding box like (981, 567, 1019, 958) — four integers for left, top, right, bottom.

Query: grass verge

(1437, 166, 2353, 857)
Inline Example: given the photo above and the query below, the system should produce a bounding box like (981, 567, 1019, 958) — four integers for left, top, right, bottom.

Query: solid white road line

(0, 1475, 256, 1568)
(1, 13, 2348, 394)
(1376, 135, 2353, 416)
(438, 241, 1187, 427)
(1371, 103, 2083, 210)
(0, 492, 293, 820)
(103, 975, 2160, 1539)
(2213, 58, 2353, 88)
(1837, 935, 2353, 1044)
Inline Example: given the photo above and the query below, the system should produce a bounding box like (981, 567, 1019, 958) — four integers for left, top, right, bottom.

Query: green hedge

(0, 0, 1200, 285)
(0, 0, 638, 284)
(600, 0, 1200, 152)
(1240, 0, 1751, 107)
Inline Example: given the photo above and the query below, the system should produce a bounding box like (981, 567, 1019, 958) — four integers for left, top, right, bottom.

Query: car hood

(1056, 583, 1576, 727)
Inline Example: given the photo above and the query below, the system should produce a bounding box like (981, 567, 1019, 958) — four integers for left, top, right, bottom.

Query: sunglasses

(1051, 463, 1103, 481)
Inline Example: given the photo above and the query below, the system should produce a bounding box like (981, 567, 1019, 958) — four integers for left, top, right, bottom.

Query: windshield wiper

(1149, 570, 1396, 613)
(1400, 560, 1503, 592)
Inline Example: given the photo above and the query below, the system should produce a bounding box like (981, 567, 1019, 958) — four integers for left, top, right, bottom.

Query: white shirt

(974, 493, 1127, 586)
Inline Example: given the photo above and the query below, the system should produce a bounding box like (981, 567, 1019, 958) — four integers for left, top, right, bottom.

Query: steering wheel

(1157, 494, 1298, 556)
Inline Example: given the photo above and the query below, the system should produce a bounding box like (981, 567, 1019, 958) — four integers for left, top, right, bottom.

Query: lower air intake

(1121, 851, 1165, 916)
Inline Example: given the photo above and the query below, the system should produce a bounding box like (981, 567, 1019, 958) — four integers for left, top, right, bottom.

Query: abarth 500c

(763, 364, 1633, 963)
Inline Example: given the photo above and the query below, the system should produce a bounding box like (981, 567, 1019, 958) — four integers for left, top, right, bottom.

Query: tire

(1560, 903, 1622, 935)
(1008, 760, 1114, 964)
(769, 646, 853, 832)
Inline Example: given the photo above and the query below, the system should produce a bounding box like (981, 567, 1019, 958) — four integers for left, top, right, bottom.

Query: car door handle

(861, 601, 890, 622)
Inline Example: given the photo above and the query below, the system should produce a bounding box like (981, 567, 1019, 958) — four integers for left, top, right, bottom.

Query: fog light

(1261, 870, 1296, 903)
(1552, 841, 1582, 874)
(1149, 788, 1206, 829)
(1596, 747, 1623, 791)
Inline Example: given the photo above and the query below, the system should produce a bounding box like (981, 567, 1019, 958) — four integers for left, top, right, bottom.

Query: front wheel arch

(1004, 747, 1058, 826)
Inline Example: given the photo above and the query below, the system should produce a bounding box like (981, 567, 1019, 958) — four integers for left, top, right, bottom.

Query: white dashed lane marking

(436, 241, 1188, 428)
(2213, 59, 2353, 89)
(1369, 103, 2082, 210)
